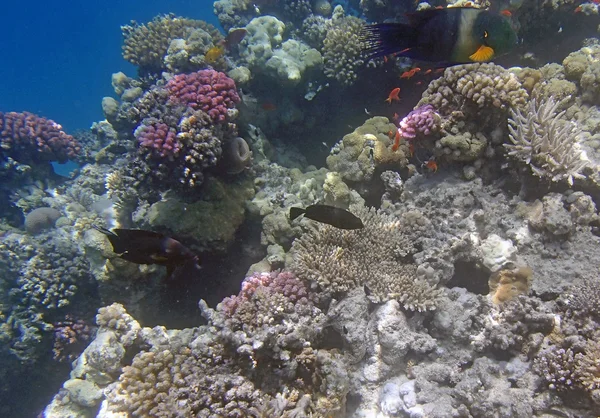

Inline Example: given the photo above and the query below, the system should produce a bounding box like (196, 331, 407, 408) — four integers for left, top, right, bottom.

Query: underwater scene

(1, 0, 600, 417)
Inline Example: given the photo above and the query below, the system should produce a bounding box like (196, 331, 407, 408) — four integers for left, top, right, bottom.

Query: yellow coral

(488, 266, 532, 304)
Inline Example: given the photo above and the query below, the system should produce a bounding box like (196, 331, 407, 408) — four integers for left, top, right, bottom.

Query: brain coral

(290, 204, 444, 311)
(323, 15, 367, 86)
(327, 116, 408, 184)
(24, 207, 62, 234)
(122, 14, 222, 72)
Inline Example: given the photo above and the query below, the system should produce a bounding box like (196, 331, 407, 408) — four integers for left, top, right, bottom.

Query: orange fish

(392, 130, 401, 151)
(574, 5, 583, 12)
(425, 159, 438, 172)
(385, 87, 401, 103)
(500, 9, 512, 17)
(409, 142, 415, 157)
(424, 69, 432, 75)
(384, 55, 389, 63)
(387, 130, 395, 139)
(261, 102, 277, 111)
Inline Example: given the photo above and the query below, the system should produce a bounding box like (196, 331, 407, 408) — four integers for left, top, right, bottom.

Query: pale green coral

(322, 13, 366, 86)
(142, 176, 255, 252)
(326, 117, 407, 184)
(437, 132, 488, 162)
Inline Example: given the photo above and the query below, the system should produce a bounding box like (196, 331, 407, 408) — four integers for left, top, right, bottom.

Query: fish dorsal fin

(469, 45, 495, 62)
(404, 8, 441, 27)
(113, 229, 165, 240)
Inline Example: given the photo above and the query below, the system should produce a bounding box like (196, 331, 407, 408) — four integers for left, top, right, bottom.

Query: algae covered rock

(144, 176, 255, 252)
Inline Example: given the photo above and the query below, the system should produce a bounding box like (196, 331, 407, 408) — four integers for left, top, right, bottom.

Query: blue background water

(0, 1, 219, 133)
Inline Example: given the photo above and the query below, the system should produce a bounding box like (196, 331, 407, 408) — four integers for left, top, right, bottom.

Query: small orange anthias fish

(401, 67, 421, 79)
(261, 102, 277, 111)
(500, 9, 512, 17)
(385, 87, 401, 103)
(392, 130, 401, 151)
(425, 159, 438, 172)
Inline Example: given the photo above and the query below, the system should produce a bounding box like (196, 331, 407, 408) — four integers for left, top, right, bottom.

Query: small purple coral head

(134, 121, 181, 160)
(167, 69, 240, 124)
(397, 104, 440, 140)
(0, 111, 81, 163)
(219, 270, 312, 317)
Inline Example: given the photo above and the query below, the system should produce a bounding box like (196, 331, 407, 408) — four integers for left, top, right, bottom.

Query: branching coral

(290, 204, 444, 311)
(323, 14, 367, 86)
(122, 14, 222, 73)
(504, 97, 589, 185)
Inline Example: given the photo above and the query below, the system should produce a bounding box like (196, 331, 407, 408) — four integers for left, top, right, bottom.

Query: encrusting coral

(289, 204, 444, 311)
(504, 97, 589, 185)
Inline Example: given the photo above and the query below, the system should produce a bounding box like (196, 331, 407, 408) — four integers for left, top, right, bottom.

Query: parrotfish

(361, 7, 518, 65)
(93, 226, 199, 278)
(290, 205, 364, 230)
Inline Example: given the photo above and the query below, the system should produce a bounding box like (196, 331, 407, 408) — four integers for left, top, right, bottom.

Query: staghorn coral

(575, 340, 600, 397)
(323, 14, 367, 86)
(290, 204, 444, 311)
(504, 97, 589, 185)
(563, 275, 600, 318)
(534, 345, 578, 391)
(122, 14, 222, 73)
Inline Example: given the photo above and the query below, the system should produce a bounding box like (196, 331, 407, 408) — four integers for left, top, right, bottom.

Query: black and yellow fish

(290, 205, 364, 230)
(93, 226, 199, 278)
(361, 7, 518, 64)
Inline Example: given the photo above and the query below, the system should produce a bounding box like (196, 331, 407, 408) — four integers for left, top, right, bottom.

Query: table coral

(0, 111, 80, 164)
(290, 204, 444, 311)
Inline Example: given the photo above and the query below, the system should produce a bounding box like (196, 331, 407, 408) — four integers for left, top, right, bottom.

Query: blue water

(0, 1, 219, 133)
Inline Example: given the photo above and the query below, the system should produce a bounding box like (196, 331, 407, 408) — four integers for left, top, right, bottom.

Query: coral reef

(290, 204, 444, 311)
(322, 13, 366, 86)
(505, 97, 589, 185)
(397, 104, 441, 140)
(0, 112, 80, 164)
(122, 14, 223, 73)
(166, 69, 241, 124)
(24, 207, 61, 235)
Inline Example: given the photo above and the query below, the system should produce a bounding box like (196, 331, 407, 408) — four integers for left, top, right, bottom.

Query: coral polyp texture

(122, 14, 223, 73)
(167, 69, 241, 124)
(290, 204, 444, 311)
(323, 14, 367, 86)
(0, 111, 80, 164)
(135, 121, 181, 159)
(398, 104, 442, 140)
(505, 97, 589, 185)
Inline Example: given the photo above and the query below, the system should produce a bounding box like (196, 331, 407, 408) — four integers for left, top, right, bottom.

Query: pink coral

(166, 69, 240, 124)
(0, 111, 81, 163)
(397, 104, 440, 140)
(220, 271, 312, 317)
(134, 121, 182, 160)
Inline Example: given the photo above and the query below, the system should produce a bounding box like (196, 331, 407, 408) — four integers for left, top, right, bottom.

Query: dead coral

(290, 204, 444, 311)
(488, 265, 532, 305)
(504, 97, 589, 185)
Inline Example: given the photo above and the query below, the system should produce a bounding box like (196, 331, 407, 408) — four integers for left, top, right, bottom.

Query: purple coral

(0, 111, 81, 163)
(52, 315, 96, 363)
(220, 271, 313, 317)
(397, 104, 440, 140)
(134, 121, 181, 160)
(167, 69, 240, 124)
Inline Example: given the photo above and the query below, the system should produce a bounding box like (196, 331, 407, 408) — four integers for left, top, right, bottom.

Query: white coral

(504, 97, 588, 185)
